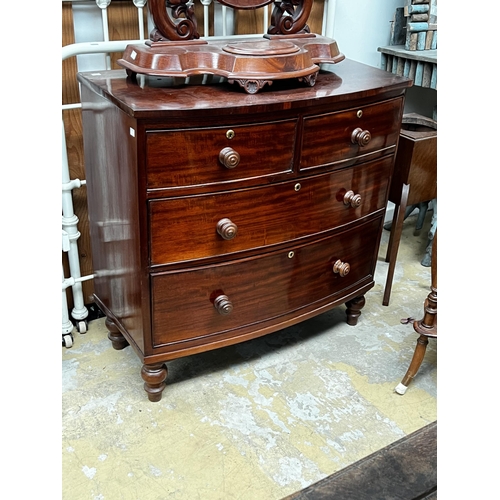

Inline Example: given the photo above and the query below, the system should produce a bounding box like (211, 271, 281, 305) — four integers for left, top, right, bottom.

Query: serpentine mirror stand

(118, 0, 344, 93)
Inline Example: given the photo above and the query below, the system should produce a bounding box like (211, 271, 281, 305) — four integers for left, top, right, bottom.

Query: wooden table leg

(383, 183, 410, 306)
(395, 231, 437, 395)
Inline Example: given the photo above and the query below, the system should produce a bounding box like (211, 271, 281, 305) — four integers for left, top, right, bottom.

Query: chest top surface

(77, 59, 411, 119)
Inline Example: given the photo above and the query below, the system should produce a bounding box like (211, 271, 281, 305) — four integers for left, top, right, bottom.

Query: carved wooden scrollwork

(117, 0, 344, 93)
(149, 0, 200, 42)
(268, 0, 312, 36)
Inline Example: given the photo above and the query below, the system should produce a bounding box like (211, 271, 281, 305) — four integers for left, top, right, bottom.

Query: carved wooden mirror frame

(148, 0, 313, 41)
(118, 0, 344, 93)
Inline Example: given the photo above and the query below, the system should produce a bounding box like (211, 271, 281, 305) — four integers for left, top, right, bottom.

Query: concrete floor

(62, 213, 437, 500)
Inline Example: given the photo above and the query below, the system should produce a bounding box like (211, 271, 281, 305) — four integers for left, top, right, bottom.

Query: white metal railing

(62, 0, 335, 347)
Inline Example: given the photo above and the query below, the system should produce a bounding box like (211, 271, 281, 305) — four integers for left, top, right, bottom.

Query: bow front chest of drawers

(78, 60, 410, 401)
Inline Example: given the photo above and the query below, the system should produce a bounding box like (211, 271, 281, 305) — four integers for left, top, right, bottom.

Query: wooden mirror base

(117, 35, 344, 93)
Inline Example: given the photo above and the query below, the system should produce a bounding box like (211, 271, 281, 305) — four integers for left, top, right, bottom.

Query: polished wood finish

(122, 0, 343, 93)
(283, 421, 437, 500)
(62, 1, 327, 308)
(78, 59, 410, 400)
(118, 36, 344, 94)
(383, 113, 437, 306)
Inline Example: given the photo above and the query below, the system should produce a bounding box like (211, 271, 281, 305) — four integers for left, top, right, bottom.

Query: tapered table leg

(383, 183, 410, 306)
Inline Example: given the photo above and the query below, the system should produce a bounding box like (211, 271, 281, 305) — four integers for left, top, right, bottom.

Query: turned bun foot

(105, 317, 129, 350)
(141, 363, 168, 402)
(345, 295, 366, 326)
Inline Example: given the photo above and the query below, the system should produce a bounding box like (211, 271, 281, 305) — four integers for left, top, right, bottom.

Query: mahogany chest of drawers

(78, 60, 410, 401)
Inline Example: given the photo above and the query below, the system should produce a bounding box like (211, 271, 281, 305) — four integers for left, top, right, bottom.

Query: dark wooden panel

(146, 119, 297, 189)
(283, 421, 437, 500)
(151, 217, 381, 347)
(80, 86, 147, 355)
(149, 157, 392, 265)
(300, 98, 404, 170)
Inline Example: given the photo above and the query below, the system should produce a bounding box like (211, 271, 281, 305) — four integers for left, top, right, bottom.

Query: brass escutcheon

(294, 183, 301, 191)
(226, 129, 235, 139)
(288, 251, 295, 259)
(357, 110, 363, 118)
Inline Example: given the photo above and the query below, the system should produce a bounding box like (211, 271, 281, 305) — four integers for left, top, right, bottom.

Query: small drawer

(149, 156, 392, 265)
(146, 119, 297, 189)
(300, 98, 403, 170)
(150, 217, 381, 348)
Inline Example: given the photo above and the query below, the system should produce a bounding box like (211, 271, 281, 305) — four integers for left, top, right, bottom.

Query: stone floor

(62, 213, 437, 500)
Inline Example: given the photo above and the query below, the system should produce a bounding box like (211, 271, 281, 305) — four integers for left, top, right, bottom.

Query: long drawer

(150, 216, 381, 348)
(300, 98, 403, 171)
(146, 119, 297, 189)
(149, 156, 392, 265)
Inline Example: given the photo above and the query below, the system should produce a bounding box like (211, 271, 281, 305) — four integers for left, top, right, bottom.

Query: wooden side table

(383, 113, 436, 306)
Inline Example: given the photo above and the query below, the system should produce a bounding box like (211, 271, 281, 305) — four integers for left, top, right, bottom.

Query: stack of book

(404, 0, 437, 51)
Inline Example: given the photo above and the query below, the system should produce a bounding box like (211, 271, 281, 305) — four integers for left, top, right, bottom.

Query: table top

(77, 58, 412, 119)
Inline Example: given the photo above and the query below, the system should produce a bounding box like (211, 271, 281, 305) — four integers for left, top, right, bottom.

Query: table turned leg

(395, 231, 437, 395)
(345, 295, 366, 326)
(105, 317, 129, 350)
(141, 363, 168, 402)
(395, 334, 429, 394)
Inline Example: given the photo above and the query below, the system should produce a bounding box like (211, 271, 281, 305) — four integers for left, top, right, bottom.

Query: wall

(333, 0, 436, 120)
(333, 0, 404, 69)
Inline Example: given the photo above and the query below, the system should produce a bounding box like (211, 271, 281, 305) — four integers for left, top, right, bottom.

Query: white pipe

(222, 5, 227, 37)
(62, 121, 89, 323)
(263, 6, 268, 34)
(323, 0, 337, 39)
(62, 40, 143, 61)
(62, 274, 96, 291)
(62, 267, 75, 337)
(200, 0, 213, 37)
(96, 0, 112, 69)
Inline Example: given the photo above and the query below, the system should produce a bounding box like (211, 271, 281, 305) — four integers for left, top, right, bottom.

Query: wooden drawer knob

(351, 127, 371, 146)
(217, 218, 238, 240)
(219, 147, 240, 169)
(333, 259, 350, 277)
(343, 190, 362, 208)
(214, 294, 233, 315)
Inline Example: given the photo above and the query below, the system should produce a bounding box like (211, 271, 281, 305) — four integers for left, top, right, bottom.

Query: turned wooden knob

(343, 190, 362, 208)
(351, 127, 371, 146)
(333, 259, 350, 277)
(217, 218, 238, 240)
(219, 147, 240, 169)
(214, 294, 233, 315)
